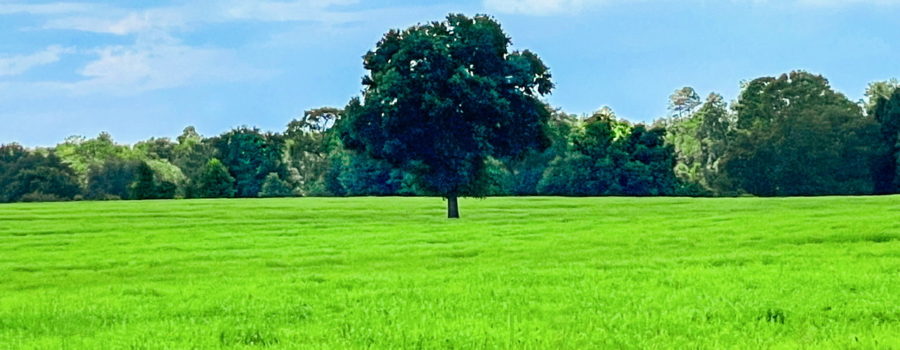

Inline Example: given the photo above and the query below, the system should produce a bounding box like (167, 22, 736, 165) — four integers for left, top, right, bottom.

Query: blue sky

(1, 0, 898, 146)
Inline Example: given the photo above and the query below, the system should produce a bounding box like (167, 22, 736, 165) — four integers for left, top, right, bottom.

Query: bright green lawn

(0, 196, 898, 349)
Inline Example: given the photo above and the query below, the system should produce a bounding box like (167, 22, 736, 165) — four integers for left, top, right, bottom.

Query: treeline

(1, 71, 898, 203)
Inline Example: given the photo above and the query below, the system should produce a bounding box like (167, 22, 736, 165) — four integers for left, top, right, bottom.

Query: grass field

(0, 196, 898, 349)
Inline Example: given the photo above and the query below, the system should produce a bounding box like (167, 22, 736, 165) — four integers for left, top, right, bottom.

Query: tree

(864, 79, 899, 115)
(0, 143, 28, 164)
(135, 137, 176, 161)
(694, 93, 733, 193)
(340, 14, 554, 218)
(668, 86, 701, 119)
(501, 108, 577, 195)
(54, 132, 133, 184)
(86, 158, 140, 200)
(259, 173, 294, 197)
(538, 109, 679, 196)
(724, 71, 880, 196)
(211, 128, 286, 198)
(285, 107, 342, 195)
(666, 110, 703, 185)
(538, 109, 621, 196)
(197, 158, 236, 198)
(335, 152, 410, 196)
(667, 93, 734, 194)
(618, 124, 679, 196)
(0, 149, 80, 202)
(130, 162, 158, 200)
(871, 87, 900, 193)
(172, 126, 215, 198)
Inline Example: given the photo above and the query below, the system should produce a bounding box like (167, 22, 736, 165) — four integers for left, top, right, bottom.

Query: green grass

(1, 196, 898, 349)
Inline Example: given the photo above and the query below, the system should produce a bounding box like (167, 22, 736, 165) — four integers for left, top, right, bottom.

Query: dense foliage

(723, 72, 879, 196)
(537, 108, 679, 196)
(340, 14, 554, 217)
(0, 13, 897, 203)
(1, 71, 897, 203)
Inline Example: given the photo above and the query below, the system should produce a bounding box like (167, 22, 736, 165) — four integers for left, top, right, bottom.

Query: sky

(1, 0, 899, 146)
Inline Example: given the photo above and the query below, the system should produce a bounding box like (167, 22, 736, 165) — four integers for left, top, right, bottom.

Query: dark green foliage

(197, 158, 236, 198)
(172, 126, 215, 198)
(0, 143, 28, 164)
(491, 152, 547, 195)
(537, 123, 615, 195)
(341, 14, 554, 216)
(666, 93, 733, 195)
(86, 158, 140, 200)
(499, 110, 576, 195)
(322, 156, 347, 196)
(538, 110, 679, 196)
(871, 88, 900, 193)
(1, 63, 895, 202)
(618, 125, 679, 195)
(335, 152, 408, 196)
(155, 181, 177, 199)
(724, 71, 880, 196)
(259, 173, 294, 197)
(130, 162, 156, 200)
(130, 161, 175, 200)
(285, 108, 342, 195)
(211, 128, 286, 198)
(694, 94, 733, 193)
(135, 137, 176, 161)
(0, 147, 80, 203)
(538, 153, 615, 195)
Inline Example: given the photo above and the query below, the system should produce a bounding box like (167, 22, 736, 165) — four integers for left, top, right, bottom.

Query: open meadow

(0, 196, 898, 349)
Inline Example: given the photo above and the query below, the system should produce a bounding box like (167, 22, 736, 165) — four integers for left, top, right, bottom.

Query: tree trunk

(447, 195, 460, 219)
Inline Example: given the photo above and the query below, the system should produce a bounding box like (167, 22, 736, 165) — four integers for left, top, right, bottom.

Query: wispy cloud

(0, 45, 73, 76)
(4, 1, 447, 96)
(40, 7, 187, 35)
(0, 1, 332, 93)
(50, 39, 271, 95)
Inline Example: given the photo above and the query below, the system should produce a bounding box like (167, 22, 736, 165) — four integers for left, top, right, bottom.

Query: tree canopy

(340, 13, 554, 218)
(0, 14, 898, 210)
(723, 71, 879, 196)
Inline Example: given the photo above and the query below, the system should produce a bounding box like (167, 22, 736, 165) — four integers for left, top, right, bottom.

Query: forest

(2, 71, 898, 203)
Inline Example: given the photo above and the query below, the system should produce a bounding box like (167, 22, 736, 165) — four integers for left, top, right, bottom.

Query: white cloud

(0, 45, 72, 76)
(50, 39, 270, 94)
(41, 8, 186, 35)
(0, 1, 368, 96)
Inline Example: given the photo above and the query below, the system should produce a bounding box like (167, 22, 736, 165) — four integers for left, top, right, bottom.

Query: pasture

(0, 196, 898, 348)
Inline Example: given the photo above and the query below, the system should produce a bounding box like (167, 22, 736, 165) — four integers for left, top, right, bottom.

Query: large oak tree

(340, 14, 554, 218)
